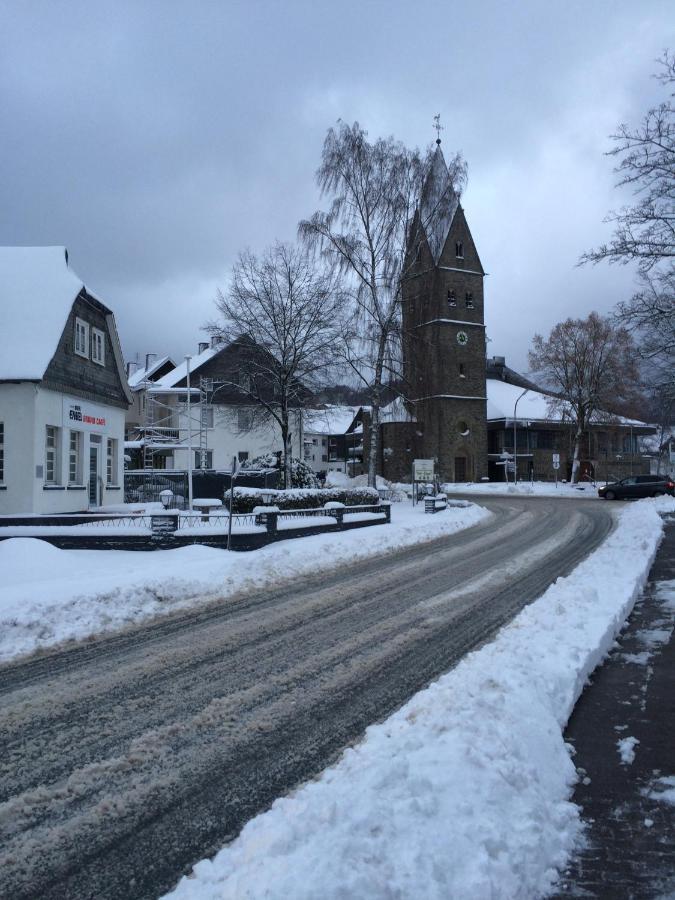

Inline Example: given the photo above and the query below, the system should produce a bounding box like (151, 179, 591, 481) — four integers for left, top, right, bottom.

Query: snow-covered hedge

(241, 454, 320, 489)
(224, 486, 380, 514)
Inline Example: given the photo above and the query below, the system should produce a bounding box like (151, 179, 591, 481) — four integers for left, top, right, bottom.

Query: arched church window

(447, 289, 456, 307)
(455, 241, 464, 258)
(465, 292, 474, 308)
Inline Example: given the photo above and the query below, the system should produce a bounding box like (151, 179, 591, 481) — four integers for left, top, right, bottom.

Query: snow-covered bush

(224, 486, 380, 514)
(241, 454, 320, 489)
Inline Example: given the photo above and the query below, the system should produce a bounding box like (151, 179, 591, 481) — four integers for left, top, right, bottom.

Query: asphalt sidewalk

(553, 514, 675, 899)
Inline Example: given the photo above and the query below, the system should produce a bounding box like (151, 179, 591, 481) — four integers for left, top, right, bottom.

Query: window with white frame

(0, 422, 4, 482)
(91, 328, 105, 365)
(106, 438, 117, 484)
(45, 426, 60, 484)
(74, 318, 89, 358)
(68, 430, 82, 484)
(194, 449, 213, 469)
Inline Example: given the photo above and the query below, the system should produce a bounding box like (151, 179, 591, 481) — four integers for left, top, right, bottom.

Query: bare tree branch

(205, 242, 345, 487)
(528, 312, 642, 483)
(299, 120, 466, 486)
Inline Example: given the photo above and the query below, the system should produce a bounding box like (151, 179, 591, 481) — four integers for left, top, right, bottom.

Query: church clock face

(456, 330, 469, 346)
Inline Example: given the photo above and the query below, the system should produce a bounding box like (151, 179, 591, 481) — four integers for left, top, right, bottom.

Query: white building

(303, 406, 362, 474)
(127, 338, 303, 471)
(0, 247, 132, 515)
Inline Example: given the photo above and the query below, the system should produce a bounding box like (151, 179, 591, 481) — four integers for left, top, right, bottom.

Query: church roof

(418, 145, 460, 264)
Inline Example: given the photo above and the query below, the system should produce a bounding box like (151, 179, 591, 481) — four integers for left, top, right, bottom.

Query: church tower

(402, 142, 488, 482)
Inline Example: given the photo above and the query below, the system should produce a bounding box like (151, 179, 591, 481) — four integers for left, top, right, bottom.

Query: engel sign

(413, 458, 435, 481)
(62, 397, 107, 432)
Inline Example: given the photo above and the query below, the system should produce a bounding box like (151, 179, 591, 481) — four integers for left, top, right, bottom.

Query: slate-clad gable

(42, 291, 130, 410)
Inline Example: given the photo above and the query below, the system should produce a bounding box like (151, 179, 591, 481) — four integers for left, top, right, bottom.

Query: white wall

(172, 404, 303, 470)
(0, 383, 36, 515)
(0, 384, 126, 515)
(303, 430, 349, 473)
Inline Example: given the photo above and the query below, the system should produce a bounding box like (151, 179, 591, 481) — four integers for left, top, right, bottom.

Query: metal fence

(124, 469, 280, 505)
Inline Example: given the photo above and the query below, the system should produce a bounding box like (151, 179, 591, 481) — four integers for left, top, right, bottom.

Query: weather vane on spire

(433, 113, 444, 145)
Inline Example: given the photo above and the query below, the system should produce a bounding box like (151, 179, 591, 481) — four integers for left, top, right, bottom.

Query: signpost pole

(552, 452, 560, 488)
(227, 454, 237, 551)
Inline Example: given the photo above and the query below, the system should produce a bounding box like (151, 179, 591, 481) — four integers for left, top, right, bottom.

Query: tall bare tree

(207, 242, 343, 488)
(528, 312, 641, 483)
(581, 50, 674, 386)
(299, 120, 466, 487)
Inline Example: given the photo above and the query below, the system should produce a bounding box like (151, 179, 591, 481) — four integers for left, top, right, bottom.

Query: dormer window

(74, 318, 89, 359)
(447, 289, 456, 307)
(455, 241, 464, 259)
(465, 292, 474, 308)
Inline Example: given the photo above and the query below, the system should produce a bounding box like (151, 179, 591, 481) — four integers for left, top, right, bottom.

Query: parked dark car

(598, 475, 675, 500)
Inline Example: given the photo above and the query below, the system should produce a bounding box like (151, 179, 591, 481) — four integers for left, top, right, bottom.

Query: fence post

(266, 511, 278, 536)
(334, 508, 344, 528)
(383, 502, 391, 524)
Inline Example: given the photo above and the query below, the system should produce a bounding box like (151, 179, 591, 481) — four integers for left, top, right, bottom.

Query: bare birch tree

(299, 120, 466, 487)
(528, 312, 641, 483)
(207, 242, 343, 488)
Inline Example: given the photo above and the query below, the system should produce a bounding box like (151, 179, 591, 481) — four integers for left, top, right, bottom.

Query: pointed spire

(419, 143, 459, 264)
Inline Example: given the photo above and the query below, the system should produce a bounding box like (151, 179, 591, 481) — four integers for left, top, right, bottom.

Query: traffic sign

(552, 453, 560, 470)
(413, 459, 435, 481)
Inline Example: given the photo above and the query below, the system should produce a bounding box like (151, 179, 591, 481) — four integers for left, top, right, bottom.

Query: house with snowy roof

(0, 246, 132, 514)
(484, 356, 654, 483)
(302, 405, 362, 474)
(126, 336, 305, 471)
(124, 353, 176, 456)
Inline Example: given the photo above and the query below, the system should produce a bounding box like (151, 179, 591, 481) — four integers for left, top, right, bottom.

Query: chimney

(210, 335, 221, 349)
(126, 361, 139, 378)
(145, 353, 157, 371)
(198, 341, 209, 354)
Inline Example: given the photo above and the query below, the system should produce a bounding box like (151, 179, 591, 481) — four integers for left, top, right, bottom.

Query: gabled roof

(304, 405, 362, 435)
(128, 355, 175, 389)
(0, 246, 104, 381)
(418, 145, 460, 264)
(380, 396, 416, 424)
(486, 377, 651, 428)
(153, 345, 219, 389)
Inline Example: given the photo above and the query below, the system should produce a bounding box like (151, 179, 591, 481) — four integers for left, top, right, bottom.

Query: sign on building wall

(413, 458, 435, 481)
(62, 397, 109, 432)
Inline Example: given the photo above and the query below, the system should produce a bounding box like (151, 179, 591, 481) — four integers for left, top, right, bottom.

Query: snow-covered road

(0, 496, 615, 900)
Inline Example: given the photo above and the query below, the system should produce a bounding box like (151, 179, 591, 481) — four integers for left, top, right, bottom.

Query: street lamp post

(513, 388, 529, 484)
(185, 355, 194, 512)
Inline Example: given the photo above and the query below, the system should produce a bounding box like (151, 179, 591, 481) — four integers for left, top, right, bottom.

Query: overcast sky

(2, 0, 673, 376)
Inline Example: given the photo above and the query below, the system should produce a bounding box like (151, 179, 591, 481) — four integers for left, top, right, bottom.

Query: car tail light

(667, 481, 674, 489)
